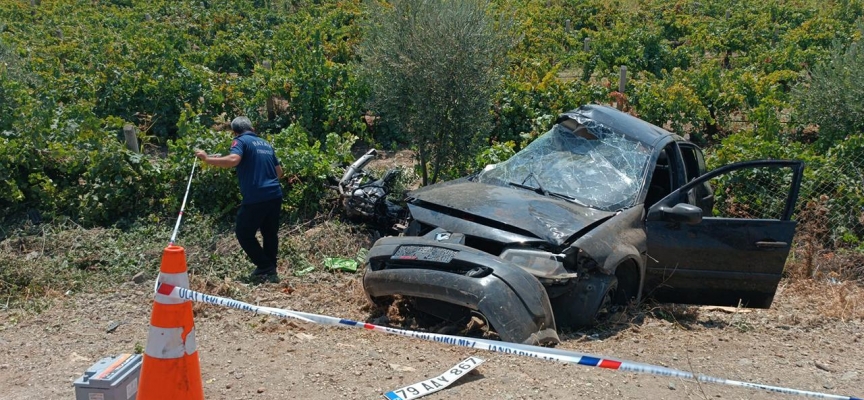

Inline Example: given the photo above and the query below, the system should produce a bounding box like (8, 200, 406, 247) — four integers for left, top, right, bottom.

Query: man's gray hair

(230, 116, 254, 134)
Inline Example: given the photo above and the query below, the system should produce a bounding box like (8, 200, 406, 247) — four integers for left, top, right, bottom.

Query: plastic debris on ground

(324, 258, 358, 273)
(293, 266, 315, 276)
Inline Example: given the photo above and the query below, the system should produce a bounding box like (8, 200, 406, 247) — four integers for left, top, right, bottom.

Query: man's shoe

(249, 274, 280, 284)
(249, 268, 279, 284)
(251, 267, 277, 276)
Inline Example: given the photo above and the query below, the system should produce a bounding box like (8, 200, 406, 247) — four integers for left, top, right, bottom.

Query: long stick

(169, 160, 197, 246)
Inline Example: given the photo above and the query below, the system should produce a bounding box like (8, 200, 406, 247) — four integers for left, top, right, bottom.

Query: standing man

(195, 116, 284, 282)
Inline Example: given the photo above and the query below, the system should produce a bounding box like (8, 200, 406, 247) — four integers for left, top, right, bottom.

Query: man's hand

(194, 149, 208, 161)
(197, 151, 241, 168)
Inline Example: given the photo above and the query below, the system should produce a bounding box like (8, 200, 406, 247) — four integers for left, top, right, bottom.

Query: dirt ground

(0, 274, 862, 400)
(3, 122, 860, 400)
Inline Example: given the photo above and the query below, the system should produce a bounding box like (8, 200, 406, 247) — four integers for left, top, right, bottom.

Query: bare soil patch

(1, 275, 862, 400)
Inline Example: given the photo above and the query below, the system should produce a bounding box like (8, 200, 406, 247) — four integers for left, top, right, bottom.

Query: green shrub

(358, 0, 514, 185)
(269, 125, 357, 218)
(474, 140, 516, 171)
(793, 26, 864, 150)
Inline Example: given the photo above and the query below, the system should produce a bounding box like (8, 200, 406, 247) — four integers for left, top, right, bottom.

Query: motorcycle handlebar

(338, 148, 378, 194)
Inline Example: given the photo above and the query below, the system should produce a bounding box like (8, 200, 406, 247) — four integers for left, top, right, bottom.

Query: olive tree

(358, 0, 512, 185)
(794, 26, 864, 150)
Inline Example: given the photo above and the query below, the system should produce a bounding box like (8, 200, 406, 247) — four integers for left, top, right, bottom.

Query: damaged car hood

(410, 180, 614, 246)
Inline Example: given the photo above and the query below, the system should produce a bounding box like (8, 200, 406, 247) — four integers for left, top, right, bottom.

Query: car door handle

(756, 241, 787, 248)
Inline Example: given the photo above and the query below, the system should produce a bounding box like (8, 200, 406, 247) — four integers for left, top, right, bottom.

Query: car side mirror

(660, 203, 703, 224)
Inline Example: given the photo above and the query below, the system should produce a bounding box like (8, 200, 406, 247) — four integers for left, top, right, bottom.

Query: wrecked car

(362, 104, 804, 345)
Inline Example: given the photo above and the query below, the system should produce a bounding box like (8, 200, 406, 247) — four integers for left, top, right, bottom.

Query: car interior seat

(645, 150, 671, 207)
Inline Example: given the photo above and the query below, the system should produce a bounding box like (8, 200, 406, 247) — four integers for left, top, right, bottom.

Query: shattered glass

(476, 116, 652, 211)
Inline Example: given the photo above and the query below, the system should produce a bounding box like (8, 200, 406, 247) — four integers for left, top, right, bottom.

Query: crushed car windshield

(509, 171, 548, 195)
(477, 118, 652, 211)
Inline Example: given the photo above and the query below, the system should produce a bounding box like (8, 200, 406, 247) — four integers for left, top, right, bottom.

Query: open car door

(644, 160, 805, 308)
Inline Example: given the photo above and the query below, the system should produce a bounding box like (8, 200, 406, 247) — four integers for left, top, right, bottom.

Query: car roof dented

(556, 104, 683, 147)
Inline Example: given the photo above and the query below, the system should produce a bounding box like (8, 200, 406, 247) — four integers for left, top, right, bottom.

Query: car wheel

(550, 274, 619, 330)
(614, 262, 640, 305)
(369, 295, 395, 312)
(595, 278, 618, 321)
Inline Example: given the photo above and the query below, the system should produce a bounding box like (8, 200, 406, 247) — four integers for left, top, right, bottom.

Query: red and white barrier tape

(155, 282, 862, 400)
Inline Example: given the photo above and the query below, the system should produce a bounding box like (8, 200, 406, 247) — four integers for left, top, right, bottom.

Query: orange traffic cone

(136, 245, 204, 400)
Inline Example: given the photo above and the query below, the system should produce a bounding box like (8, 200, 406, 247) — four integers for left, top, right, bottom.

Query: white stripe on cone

(144, 326, 197, 359)
(155, 272, 190, 305)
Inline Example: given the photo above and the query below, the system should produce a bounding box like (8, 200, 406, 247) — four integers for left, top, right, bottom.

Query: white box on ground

(73, 353, 142, 400)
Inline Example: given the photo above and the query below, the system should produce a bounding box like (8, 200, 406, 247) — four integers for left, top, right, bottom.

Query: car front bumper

(363, 236, 560, 345)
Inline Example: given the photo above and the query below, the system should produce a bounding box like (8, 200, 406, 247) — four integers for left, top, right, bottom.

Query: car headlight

(499, 248, 573, 279)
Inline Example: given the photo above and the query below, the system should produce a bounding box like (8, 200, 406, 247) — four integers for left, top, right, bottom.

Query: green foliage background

(0, 0, 365, 225)
(0, 0, 862, 256)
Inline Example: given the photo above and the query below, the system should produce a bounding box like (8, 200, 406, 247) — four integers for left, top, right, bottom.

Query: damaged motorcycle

(335, 148, 408, 236)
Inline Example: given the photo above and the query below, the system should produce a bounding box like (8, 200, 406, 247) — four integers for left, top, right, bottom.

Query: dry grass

(787, 196, 864, 283)
(776, 196, 863, 326)
(787, 197, 832, 280)
(814, 250, 864, 283)
(113, 215, 381, 320)
(782, 196, 863, 325)
(783, 279, 864, 322)
(281, 217, 374, 272)
(644, 303, 702, 329)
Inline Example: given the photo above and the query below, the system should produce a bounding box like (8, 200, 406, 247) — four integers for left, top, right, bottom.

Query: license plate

(392, 245, 457, 263)
(383, 356, 484, 400)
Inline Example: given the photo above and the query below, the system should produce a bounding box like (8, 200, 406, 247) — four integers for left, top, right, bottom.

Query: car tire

(551, 274, 619, 330)
(369, 295, 395, 312)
